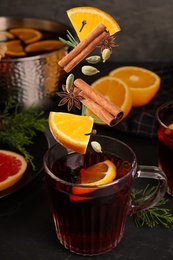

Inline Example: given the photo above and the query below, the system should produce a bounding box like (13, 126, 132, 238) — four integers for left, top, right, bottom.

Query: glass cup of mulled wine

(156, 101, 173, 196)
(43, 135, 167, 256)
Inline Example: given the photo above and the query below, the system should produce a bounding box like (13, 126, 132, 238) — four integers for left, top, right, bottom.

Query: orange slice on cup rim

(0, 150, 27, 191)
(70, 159, 117, 201)
(67, 6, 121, 41)
(9, 28, 43, 44)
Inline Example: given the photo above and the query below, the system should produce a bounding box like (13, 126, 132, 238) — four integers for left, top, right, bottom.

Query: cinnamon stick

(64, 31, 108, 73)
(81, 94, 123, 127)
(58, 23, 107, 72)
(73, 79, 124, 126)
(74, 78, 123, 119)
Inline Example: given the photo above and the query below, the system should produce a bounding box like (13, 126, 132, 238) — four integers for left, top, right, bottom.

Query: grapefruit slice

(0, 150, 27, 191)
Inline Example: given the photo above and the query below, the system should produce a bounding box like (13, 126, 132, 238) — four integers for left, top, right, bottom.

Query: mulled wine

(1, 28, 66, 59)
(43, 135, 167, 255)
(46, 151, 132, 255)
(157, 117, 173, 196)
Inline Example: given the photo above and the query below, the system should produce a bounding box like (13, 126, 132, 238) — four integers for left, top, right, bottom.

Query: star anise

(57, 84, 84, 111)
(97, 32, 117, 53)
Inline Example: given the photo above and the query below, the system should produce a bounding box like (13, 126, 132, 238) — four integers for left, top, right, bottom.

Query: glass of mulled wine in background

(43, 135, 167, 256)
(156, 101, 173, 196)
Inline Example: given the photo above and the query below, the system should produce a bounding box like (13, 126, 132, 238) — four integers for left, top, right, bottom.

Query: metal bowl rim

(0, 16, 70, 62)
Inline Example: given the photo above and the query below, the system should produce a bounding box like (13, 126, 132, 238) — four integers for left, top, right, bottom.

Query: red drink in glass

(47, 152, 131, 255)
(156, 101, 173, 196)
(43, 135, 167, 255)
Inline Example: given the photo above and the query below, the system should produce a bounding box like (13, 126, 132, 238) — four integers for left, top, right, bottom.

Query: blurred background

(0, 0, 173, 62)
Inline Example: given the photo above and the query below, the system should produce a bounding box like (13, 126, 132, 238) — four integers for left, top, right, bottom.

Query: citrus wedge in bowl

(67, 6, 121, 41)
(0, 150, 27, 191)
(109, 66, 161, 107)
(4, 40, 26, 57)
(9, 28, 43, 44)
(48, 112, 94, 154)
(0, 31, 15, 41)
(25, 40, 66, 53)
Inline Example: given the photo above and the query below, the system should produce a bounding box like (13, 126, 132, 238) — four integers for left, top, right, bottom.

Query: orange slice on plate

(109, 66, 161, 107)
(67, 6, 121, 41)
(0, 30, 15, 41)
(48, 112, 94, 154)
(0, 150, 27, 191)
(85, 76, 132, 124)
(9, 28, 42, 44)
(25, 40, 66, 53)
(71, 159, 117, 201)
(4, 40, 26, 57)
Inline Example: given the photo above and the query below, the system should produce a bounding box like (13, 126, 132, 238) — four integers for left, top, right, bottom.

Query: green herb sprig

(0, 99, 47, 170)
(131, 185, 173, 228)
(59, 30, 78, 48)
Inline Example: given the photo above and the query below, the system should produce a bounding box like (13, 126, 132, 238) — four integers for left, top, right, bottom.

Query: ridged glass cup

(43, 135, 167, 256)
(156, 101, 173, 196)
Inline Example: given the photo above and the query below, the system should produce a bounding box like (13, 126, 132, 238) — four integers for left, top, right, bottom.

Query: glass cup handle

(129, 165, 167, 214)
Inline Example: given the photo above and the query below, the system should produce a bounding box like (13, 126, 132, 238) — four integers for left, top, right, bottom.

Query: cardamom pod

(81, 65, 100, 76)
(91, 141, 102, 153)
(102, 48, 111, 63)
(66, 73, 74, 92)
(86, 55, 101, 64)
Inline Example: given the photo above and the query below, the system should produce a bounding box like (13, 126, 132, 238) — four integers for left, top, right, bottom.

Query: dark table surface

(1, 62, 173, 260)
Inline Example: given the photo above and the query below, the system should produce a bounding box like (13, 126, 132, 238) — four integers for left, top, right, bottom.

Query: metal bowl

(0, 17, 70, 109)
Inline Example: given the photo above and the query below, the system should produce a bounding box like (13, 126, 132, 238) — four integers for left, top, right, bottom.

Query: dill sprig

(59, 30, 78, 48)
(0, 99, 47, 170)
(130, 185, 173, 228)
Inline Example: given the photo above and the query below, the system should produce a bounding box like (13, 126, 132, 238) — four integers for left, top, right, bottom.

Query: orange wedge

(71, 159, 116, 201)
(168, 123, 173, 129)
(85, 76, 132, 124)
(109, 66, 161, 107)
(9, 28, 42, 44)
(67, 6, 121, 41)
(165, 123, 173, 135)
(48, 112, 94, 154)
(4, 40, 26, 57)
(79, 159, 116, 185)
(0, 150, 27, 191)
(0, 30, 15, 41)
(25, 40, 66, 53)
